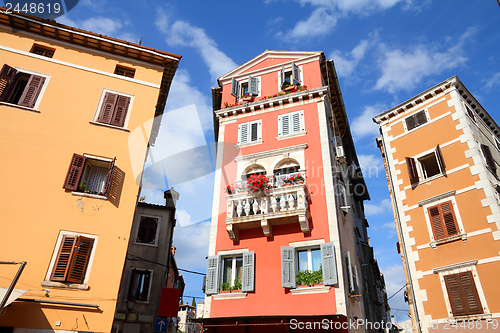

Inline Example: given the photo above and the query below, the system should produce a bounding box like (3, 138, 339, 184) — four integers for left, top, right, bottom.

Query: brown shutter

(406, 157, 419, 183)
(445, 272, 483, 316)
(50, 235, 77, 282)
(110, 95, 130, 127)
(102, 157, 116, 196)
(481, 144, 496, 174)
(429, 206, 445, 240)
(436, 145, 446, 171)
(63, 154, 86, 191)
(18, 75, 45, 108)
(415, 110, 427, 126)
(97, 92, 118, 124)
(440, 201, 458, 236)
(405, 115, 417, 130)
(66, 236, 94, 284)
(0, 64, 18, 101)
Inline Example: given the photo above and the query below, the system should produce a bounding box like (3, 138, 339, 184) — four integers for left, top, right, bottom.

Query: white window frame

(1, 67, 50, 111)
(413, 147, 445, 183)
(91, 89, 134, 130)
(433, 261, 490, 321)
(126, 267, 154, 303)
(278, 64, 303, 90)
(402, 109, 429, 132)
(220, 254, 243, 289)
(133, 214, 161, 247)
(43, 230, 98, 287)
(237, 119, 262, 146)
(71, 154, 114, 200)
(420, 194, 466, 248)
(277, 110, 305, 139)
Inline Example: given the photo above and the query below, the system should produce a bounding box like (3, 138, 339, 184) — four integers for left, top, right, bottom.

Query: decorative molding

(234, 144, 308, 162)
(212, 292, 247, 300)
(433, 260, 478, 274)
(418, 190, 457, 206)
(290, 286, 330, 295)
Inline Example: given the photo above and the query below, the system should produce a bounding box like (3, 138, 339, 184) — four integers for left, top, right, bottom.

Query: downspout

(379, 131, 421, 333)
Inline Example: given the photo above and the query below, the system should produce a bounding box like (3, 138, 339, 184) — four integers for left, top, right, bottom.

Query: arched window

(241, 164, 266, 181)
(273, 159, 300, 187)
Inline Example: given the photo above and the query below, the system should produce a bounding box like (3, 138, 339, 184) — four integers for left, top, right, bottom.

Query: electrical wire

(387, 284, 406, 301)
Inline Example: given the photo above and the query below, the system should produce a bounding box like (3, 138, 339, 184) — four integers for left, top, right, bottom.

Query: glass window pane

(298, 250, 308, 272)
(223, 258, 232, 284)
(235, 257, 243, 281)
(311, 249, 321, 271)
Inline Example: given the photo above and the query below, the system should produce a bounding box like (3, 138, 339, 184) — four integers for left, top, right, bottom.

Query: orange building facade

(203, 50, 389, 332)
(0, 9, 180, 333)
(374, 77, 500, 332)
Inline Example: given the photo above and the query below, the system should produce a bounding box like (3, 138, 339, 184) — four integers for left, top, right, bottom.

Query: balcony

(225, 184, 310, 241)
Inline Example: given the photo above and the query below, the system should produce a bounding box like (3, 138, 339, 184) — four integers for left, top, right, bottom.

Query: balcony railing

(225, 183, 310, 241)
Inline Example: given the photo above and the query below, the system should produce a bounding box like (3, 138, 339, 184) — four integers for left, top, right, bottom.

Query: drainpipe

(379, 132, 421, 333)
(0, 261, 27, 312)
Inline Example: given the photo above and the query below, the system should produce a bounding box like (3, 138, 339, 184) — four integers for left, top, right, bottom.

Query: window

(205, 252, 255, 295)
(444, 271, 483, 316)
(278, 111, 304, 137)
(31, 44, 55, 58)
(281, 242, 337, 288)
(114, 65, 135, 78)
(49, 234, 95, 284)
(345, 251, 357, 294)
(238, 120, 261, 145)
(465, 105, 475, 122)
(405, 110, 427, 131)
(406, 145, 446, 183)
(94, 91, 132, 128)
(231, 76, 259, 99)
(0, 64, 47, 109)
(136, 215, 159, 245)
(480, 144, 497, 176)
(279, 63, 301, 90)
(62, 153, 116, 198)
(427, 201, 459, 240)
(128, 268, 152, 302)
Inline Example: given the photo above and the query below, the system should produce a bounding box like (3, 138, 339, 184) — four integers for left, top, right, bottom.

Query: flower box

(284, 84, 297, 91)
(241, 96, 253, 102)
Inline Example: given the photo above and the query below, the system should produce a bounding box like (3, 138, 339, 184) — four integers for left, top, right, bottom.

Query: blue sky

(57, 0, 500, 321)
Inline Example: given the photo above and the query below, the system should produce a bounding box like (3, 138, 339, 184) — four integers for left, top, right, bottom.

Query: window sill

(132, 241, 159, 248)
(71, 192, 108, 200)
(430, 233, 467, 249)
(415, 172, 446, 186)
(290, 285, 330, 295)
(448, 313, 492, 324)
(89, 121, 130, 132)
(236, 140, 263, 148)
(41, 281, 89, 290)
(212, 292, 247, 300)
(0, 102, 40, 113)
(276, 131, 307, 140)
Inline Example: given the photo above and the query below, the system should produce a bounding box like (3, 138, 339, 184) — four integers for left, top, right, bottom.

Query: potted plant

(225, 185, 235, 195)
(77, 183, 86, 192)
(232, 277, 242, 292)
(220, 282, 231, 294)
(246, 174, 271, 194)
(283, 176, 294, 186)
(289, 174, 305, 185)
(241, 93, 253, 102)
(296, 267, 323, 287)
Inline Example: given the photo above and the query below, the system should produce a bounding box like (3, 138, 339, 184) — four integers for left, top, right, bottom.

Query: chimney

(164, 187, 180, 208)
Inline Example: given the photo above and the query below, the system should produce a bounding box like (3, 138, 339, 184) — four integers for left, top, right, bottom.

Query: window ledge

(41, 281, 89, 290)
(276, 131, 307, 140)
(89, 121, 130, 132)
(71, 192, 108, 200)
(448, 313, 492, 324)
(290, 285, 330, 295)
(132, 241, 159, 248)
(0, 102, 40, 113)
(430, 233, 467, 249)
(416, 172, 446, 186)
(212, 292, 247, 300)
(236, 140, 263, 148)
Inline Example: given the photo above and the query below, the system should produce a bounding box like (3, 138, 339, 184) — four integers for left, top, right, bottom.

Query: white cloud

(484, 72, 500, 91)
(350, 105, 384, 140)
(173, 213, 211, 269)
(357, 154, 383, 179)
(375, 28, 475, 93)
(380, 264, 409, 316)
(155, 9, 237, 81)
(364, 198, 392, 216)
(331, 36, 375, 77)
(285, 7, 338, 39)
(58, 15, 138, 42)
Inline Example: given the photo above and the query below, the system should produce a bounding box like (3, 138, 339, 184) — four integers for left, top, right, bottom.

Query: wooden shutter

(405, 157, 419, 184)
(280, 65, 285, 89)
(346, 251, 354, 293)
(50, 235, 77, 281)
(205, 255, 220, 295)
(239, 123, 249, 144)
(0, 64, 17, 101)
(428, 201, 458, 240)
(18, 75, 45, 108)
(248, 76, 258, 96)
(97, 92, 118, 124)
(242, 251, 255, 292)
(481, 144, 496, 174)
(63, 154, 86, 191)
(67, 236, 94, 284)
(292, 62, 301, 85)
(110, 95, 130, 127)
(321, 242, 338, 286)
(292, 112, 301, 133)
(231, 78, 240, 98)
(102, 157, 116, 196)
(415, 110, 427, 126)
(436, 144, 446, 171)
(445, 272, 483, 316)
(250, 122, 259, 142)
(281, 114, 290, 136)
(429, 206, 445, 240)
(281, 246, 296, 288)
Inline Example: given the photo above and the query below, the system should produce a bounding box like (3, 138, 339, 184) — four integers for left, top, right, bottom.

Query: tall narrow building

(0, 9, 180, 332)
(374, 76, 500, 332)
(203, 50, 389, 332)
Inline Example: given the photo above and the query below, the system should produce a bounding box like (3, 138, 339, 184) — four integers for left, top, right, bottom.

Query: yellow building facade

(374, 77, 500, 332)
(0, 9, 180, 332)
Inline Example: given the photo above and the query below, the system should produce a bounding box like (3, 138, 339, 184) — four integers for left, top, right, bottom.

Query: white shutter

(321, 242, 337, 286)
(346, 252, 354, 293)
(292, 112, 301, 133)
(239, 123, 249, 144)
(282, 114, 290, 136)
(242, 251, 255, 292)
(248, 76, 258, 96)
(280, 65, 285, 89)
(231, 78, 240, 98)
(205, 255, 220, 295)
(281, 246, 296, 288)
(292, 63, 301, 85)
